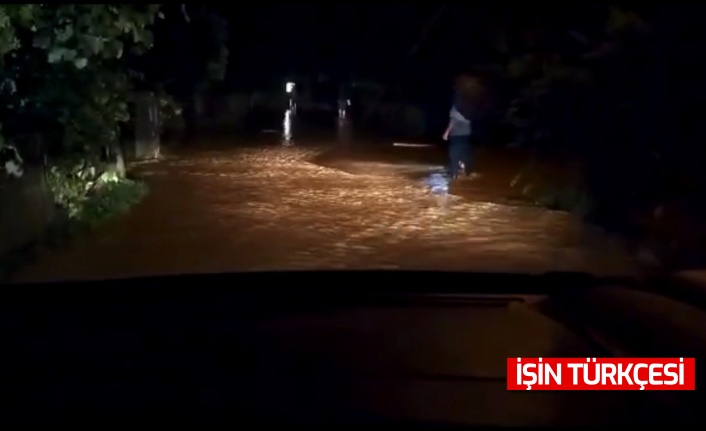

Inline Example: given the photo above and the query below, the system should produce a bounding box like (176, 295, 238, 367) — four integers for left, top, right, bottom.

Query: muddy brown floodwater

(13, 145, 637, 283)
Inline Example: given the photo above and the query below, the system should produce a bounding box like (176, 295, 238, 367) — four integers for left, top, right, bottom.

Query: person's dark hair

(453, 75, 476, 120)
(454, 71, 489, 121)
(454, 74, 474, 93)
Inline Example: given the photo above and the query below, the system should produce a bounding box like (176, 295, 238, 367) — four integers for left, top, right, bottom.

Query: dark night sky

(205, 2, 651, 98)
(218, 3, 589, 82)
(224, 4, 444, 80)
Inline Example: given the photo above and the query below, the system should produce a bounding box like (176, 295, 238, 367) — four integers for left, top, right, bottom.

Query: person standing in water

(442, 74, 477, 179)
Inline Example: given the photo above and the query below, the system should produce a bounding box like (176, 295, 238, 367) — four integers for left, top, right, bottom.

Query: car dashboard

(2, 271, 706, 425)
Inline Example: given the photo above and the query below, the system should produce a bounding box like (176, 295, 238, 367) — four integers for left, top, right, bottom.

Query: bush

(79, 179, 147, 226)
(511, 155, 595, 215)
(47, 158, 147, 223)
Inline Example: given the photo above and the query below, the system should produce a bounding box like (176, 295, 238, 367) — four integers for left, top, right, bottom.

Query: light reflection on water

(282, 109, 293, 146)
(280, 107, 353, 147)
(337, 115, 351, 146)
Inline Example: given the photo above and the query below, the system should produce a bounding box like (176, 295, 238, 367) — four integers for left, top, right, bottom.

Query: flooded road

(14, 139, 637, 283)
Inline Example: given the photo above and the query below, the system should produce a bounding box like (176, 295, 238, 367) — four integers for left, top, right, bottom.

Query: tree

(0, 5, 162, 218)
(497, 4, 660, 220)
(141, 4, 229, 142)
(0, 4, 231, 216)
(0, 4, 161, 160)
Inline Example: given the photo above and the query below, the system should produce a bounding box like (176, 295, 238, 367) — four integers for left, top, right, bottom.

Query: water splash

(423, 171, 450, 196)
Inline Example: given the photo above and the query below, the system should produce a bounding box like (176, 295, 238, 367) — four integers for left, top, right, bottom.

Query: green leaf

(74, 57, 87, 69)
(55, 25, 73, 43)
(47, 47, 64, 63)
(63, 49, 77, 61)
(84, 35, 103, 54)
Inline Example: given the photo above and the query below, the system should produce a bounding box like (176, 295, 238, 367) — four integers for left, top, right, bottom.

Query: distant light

(286, 82, 295, 93)
(346, 99, 351, 106)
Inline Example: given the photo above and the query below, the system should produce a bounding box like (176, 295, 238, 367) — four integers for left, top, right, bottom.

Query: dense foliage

(0, 5, 155, 210)
(469, 4, 706, 264)
(0, 5, 161, 155)
(474, 6, 661, 219)
(0, 4, 228, 221)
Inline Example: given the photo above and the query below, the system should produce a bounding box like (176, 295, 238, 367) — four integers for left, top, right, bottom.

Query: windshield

(1, 4, 702, 283)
